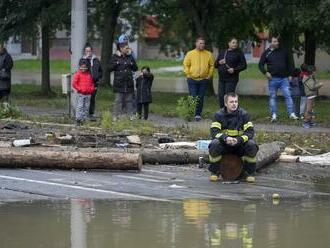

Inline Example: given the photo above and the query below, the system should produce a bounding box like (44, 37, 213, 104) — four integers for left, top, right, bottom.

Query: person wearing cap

(109, 43, 138, 120)
(117, 34, 136, 60)
(0, 43, 13, 103)
(183, 37, 214, 122)
(72, 59, 95, 126)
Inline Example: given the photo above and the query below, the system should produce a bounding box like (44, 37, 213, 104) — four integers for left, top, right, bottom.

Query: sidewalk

(17, 105, 330, 134)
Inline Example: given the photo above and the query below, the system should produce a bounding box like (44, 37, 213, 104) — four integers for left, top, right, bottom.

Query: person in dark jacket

(135, 66, 154, 120)
(208, 92, 259, 182)
(215, 37, 247, 108)
(258, 36, 298, 122)
(109, 43, 138, 119)
(80, 43, 102, 119)
(0, 43, 14, 102)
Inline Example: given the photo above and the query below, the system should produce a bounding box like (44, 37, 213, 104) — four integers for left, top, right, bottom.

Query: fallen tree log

(141, 149, 208, 164)
(0, 141, 284, 169)
(0, 147, 142, 170)
(256, 141, 286, 169)
(298, 153, 330, 166)
(141, 141, 285, 168)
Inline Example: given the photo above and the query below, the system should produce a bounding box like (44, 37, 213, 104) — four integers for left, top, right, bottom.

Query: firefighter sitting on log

(208, 92, 259, 182)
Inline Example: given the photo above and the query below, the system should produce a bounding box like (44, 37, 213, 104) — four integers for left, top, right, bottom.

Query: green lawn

(9, 84, 330, 128)
(13, 59, 330, 79)
(13, 59, 182, 74)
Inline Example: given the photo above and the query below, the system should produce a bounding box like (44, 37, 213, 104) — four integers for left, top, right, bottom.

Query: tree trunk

(280, 30, 295, 70)
(100, 1, 123, 87)
(304, 30, 316, 66)
(41, 23, 52, 95)
(180, 0, 214, 95)
(0, 148, 142, 170)
(142, 141, 284, 166)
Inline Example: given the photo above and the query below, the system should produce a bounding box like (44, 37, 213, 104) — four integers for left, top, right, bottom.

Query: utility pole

(70, 0, 87, 117)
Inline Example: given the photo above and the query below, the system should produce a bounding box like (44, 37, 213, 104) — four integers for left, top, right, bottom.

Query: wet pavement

(1, 162, 330, 248)
(1, 162, 330, 203)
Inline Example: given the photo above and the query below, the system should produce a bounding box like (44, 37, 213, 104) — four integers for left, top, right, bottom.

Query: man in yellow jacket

(183, 37, 215, 121)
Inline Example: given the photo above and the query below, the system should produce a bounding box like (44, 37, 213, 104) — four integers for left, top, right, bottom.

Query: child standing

(72, 59, 95, 125)
(135, 66, 154, 120)
(300, 64, 323, 128)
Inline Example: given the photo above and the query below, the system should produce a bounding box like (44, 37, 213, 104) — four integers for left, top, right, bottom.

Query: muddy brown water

(1, 198, 330, 248)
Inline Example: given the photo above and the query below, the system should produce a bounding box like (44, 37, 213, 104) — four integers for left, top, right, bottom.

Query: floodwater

(1, 199, 330, 248)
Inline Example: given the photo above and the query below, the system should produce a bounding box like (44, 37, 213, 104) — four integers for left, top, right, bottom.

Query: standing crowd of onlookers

(183, 36, 323, 128)
(73, 35, 154, 125)
(0, 34, 324, 129)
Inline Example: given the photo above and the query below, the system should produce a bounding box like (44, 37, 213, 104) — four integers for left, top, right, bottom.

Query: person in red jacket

(72, 59, 95, 125)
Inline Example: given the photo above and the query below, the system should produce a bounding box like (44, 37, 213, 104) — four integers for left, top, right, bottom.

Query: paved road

(1, 162, 329, 203)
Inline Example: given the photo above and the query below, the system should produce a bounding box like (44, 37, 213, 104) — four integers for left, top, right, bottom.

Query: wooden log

(159, 142, 196, 149)
(141, 149, 208, 164)
(218, 154, 243, 180)
(0, 141, 284, 169)
(278, 154, 299, 163)
(0, 147, 142, 170)
(141, 141, 285, 168)
(256, 141, 286, 169)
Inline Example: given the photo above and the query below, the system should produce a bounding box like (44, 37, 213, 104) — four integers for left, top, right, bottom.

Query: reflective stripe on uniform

(211, 122, 222, 129)
(225, 129, 239, 136)
(243, 122, 253, 131)
(241, 135, 249, 143)
(242, 156, 257, 163)
(209, 155, 222, 163)
(215, 133, 223, 139)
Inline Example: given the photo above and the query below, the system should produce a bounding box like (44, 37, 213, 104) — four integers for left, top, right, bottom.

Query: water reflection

(0, 199, 330, 248)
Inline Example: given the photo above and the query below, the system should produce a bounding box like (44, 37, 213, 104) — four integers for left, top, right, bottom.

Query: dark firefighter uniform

(208, 107, 259, 175)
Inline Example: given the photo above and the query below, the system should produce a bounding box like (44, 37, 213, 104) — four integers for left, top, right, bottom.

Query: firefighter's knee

(244, 140, 259, 157)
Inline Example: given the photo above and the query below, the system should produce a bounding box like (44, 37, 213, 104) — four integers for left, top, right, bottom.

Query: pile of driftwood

(0, 120, 287, 171)
(279, 146, 330, 167)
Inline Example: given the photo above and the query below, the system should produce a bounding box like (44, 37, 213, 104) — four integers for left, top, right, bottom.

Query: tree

(294, 0, 330, 66)
(246, 0, 330, 67)
(0, 0, 70, 95)
(89, 0, 141, 87)
(144, 0, 254, 95)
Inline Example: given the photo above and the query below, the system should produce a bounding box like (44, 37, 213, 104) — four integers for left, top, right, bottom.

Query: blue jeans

(187, 78, 209, 116)
(268, 77, 294, 115)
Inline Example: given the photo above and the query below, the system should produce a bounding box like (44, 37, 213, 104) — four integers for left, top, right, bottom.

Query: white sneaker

(195, 115, 202, 122)
(289, 113, 298, 120)
(270, 113, 277, 122)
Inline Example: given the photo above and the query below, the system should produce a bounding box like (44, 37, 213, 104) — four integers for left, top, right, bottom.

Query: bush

(0, 102, 21, 119)
(176, 96, 198, 121)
